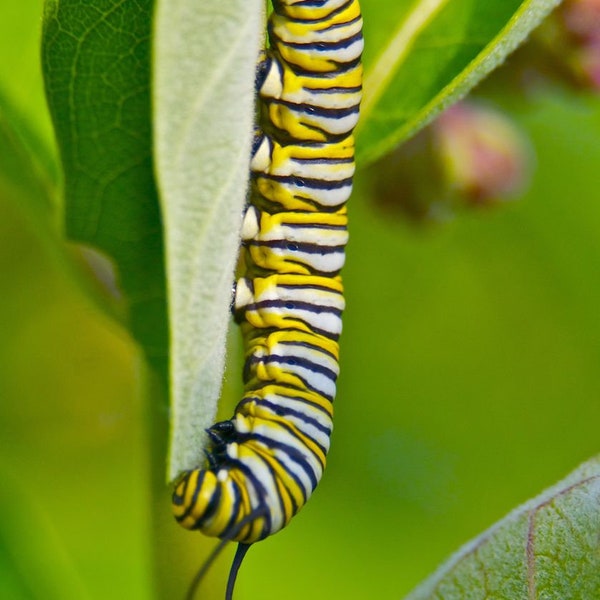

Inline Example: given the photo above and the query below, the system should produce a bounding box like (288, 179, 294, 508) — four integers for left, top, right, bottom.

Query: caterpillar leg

(255, 50, 283, 100)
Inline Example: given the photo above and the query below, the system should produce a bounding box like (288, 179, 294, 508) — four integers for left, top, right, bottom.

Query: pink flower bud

(432, 102, 533, 206)
(563, 0, 600, 43)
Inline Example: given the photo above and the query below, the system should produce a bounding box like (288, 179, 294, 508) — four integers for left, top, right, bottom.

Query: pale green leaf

(405, 456, 600, 600)
(154, 0, 265, 480)
(0, 0, 55, 153)
(357, 0, 563, 166)
(0, 467, 89, 600)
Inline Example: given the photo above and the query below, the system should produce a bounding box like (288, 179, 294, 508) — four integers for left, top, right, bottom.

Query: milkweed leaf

(153, 0, 264, 480)
(0, 468, 89, 600)
(0, 86, 113, 319)
(0, 0, 55, 153)
(42, 0, 168, 381)
(0, 86, 57, 218)
(357, 0, 562, 166)
(405, 456, 600, 600)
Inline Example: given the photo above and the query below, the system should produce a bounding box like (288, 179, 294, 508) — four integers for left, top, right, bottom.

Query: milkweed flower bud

(578, 41, 600, 88)
(562, 0, 600, 89)
(563, 0, 600, 42)
(432, 102, 533, 206)
(531, 0, 600, 90)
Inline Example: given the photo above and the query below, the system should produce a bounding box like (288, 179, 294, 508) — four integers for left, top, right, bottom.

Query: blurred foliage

(357, 0, 562, 166)
(369, 100, 534, 222)
(1, 1, 599, 600)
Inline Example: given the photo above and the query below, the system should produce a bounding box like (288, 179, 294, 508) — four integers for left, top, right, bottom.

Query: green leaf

(0, 0, 56, 153)
(154, 0, 265, 480)
(0, 468, 88, 600)
(405, 456, 600, 600)
(357, 0, 562, 166)
(42, 0, 168, 380)
(0, 85, 57, 218)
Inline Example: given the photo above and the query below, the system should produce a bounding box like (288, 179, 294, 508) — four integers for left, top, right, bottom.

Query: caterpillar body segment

(264, 100, 361, 142)
(234, 273, 345, 340)
(251, 135, 356, 183)
(173, 0, 363, 547)
(270, 1, 364, 73)
(259, 55, 363, 111)
(251, 137, 356, 212)
(258, 21, 362, 142)
(241, 209, 349, 275)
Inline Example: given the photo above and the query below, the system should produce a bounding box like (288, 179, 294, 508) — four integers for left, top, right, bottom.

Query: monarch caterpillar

(173, 0, 363, 592)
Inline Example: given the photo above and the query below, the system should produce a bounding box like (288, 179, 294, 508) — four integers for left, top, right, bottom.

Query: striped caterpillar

(173, 0, 363, 587)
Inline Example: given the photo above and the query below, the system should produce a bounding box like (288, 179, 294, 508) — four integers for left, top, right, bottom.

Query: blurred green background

(1, 2, 599, 600)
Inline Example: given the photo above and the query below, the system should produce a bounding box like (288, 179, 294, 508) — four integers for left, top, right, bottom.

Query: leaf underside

(405, 456, 600, 600)
(154, 0, 265, 480)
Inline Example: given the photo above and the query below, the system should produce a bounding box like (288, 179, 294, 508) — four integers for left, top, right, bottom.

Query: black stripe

(276, 30, 363, 53)
(265, 220, 348, 231)
(276, 280, 343, 293)
(275, 0, 355, 24)
(243, 253, 344, 279)
(268, 97, 359, 119)
(255, 119, 352, 147)
(174, 471, 203, 522)
(244, 374, 331, 400)
(247, 239, 346, 255)
(224, 460, 271, 540)
(237, 393, 333, 422)
(248, 450, 289, 522)
(276, 335, 339, 360)
(267, 352, 338, 382)
(255, 447, 304, 512)
(245, 349, 337, 380)
(274, 0, 336, 14)
(241, 277, 343, 295)
(255, 194, 347, 212)
(175, 471, 223, 529)
(302, 84, 362, 94)
(192, 473, 223, 528)
(251, 298, 342, 316)
(270, 46, 362, 76)
(247, 397, 333, 436)
(289, 155, 355, 165)
(257, 171, 354, 189)
(320, 13, 362, 33)
(249, 416, 328, 466)
(243, 432, 321, 488)
(243, 364, 336, 404)
(276, 10, 361, 34)
(243, 379, 334, 406)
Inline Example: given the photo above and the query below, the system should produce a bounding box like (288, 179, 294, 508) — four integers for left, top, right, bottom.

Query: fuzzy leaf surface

(154, 0, 264, 479)
(405, 456, 600, 600)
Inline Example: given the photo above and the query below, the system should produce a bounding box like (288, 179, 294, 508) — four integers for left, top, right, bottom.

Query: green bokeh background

(1, 2, 599, 600)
